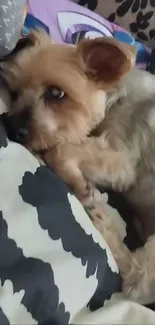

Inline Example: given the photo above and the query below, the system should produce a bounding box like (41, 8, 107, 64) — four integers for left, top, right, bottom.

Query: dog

(45, 52, 155, 244)
(0, 29, 136, 203)
(2, 29, 155, 305)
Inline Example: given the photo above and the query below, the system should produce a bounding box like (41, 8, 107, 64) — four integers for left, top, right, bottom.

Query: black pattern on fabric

(0, 212, 70, 324)
(0, 115, 122, 323)
(78, 0, 98, 10)
(0, 308, 9, 325)
(0, 117, 7, 149)
(19, 167, 121, 311)
(77, 0, 155, 45)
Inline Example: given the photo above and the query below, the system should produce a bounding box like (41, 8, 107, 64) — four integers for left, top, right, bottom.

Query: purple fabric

(27, 0, 150, 69)
(28, 0, 113, 43)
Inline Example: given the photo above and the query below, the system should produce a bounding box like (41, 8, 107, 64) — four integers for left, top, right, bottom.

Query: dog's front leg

(80, 143, 136, 192)
(43, 147, 95, 207)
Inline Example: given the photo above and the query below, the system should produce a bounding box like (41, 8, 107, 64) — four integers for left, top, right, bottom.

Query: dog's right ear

(77, 37, 136, 87)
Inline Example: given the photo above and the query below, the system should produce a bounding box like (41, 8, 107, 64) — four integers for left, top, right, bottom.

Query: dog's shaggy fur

(89, 202, 155, 305)
(1, 30, 135, 202)
(3, 30, 155, 305)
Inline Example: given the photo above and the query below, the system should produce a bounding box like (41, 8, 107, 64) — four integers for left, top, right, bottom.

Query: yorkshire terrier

(2, 30, 155, 305)
(0, 29, 135, 201)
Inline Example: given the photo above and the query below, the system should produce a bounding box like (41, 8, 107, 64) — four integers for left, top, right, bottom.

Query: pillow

(0, 115, 121, 324)
(27, 0, 150, 70)
(1, 112, 155, 324)
(0, 0, 25, 56)
(72, 0, 155, 49)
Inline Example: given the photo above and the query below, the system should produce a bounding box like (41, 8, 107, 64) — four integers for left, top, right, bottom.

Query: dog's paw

(87, 201, 112, 231)
(122, 257, 145, 303)
(77, 182, 95, 208)
(88, 201, 121, 246)
(123, 273, 145, 303)
(88, 201, 111, 222)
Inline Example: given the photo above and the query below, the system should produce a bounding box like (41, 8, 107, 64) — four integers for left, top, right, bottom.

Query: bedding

(27, 0, 150, 70)
(1, 115, 155, 325)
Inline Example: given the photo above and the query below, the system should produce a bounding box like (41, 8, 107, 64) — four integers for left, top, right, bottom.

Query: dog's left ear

(77, 37, 136, 86)
(0, 29, 54, 92)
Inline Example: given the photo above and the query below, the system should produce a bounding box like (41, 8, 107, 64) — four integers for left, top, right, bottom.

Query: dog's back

(104, 69, 155, 241)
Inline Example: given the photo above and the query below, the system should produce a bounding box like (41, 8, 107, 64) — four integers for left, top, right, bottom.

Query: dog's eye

(41, 86, 65, 104)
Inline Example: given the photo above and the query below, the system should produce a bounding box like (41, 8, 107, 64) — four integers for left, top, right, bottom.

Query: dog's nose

(2, 113, 29, 144)
(16, 127, 29, 142)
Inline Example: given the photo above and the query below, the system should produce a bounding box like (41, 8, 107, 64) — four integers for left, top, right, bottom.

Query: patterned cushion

(1, 113, 155, 323)
(72, 0, 155, 48)
(1, 114, 155, 324)
(0, 115, 122, 324)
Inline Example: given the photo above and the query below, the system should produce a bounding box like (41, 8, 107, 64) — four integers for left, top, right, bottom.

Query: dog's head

(1, 29, 136, 152)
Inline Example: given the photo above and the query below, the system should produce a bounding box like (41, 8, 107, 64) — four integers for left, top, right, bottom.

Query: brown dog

(1, 29, 136, 204)
(3, 30, 155, 305)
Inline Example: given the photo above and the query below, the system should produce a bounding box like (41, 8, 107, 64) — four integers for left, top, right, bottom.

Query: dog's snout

(16, 127, 29, 142)
(2, 113, 29, 144)
(16, 127, 28, 138)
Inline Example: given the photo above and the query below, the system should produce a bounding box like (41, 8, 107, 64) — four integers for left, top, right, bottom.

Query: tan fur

(1, 30, 135, 201)
(89, 202, 155, 305)
(0, 87, 10, 114)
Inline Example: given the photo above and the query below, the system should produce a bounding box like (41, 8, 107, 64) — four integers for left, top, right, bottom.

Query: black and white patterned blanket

(1, 115, 155, 324)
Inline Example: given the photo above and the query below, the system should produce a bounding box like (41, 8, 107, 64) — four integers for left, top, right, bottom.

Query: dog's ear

(0, 29, 54, 92)
(77, 37, 136, 86)
(0, 60, 20, 93)
(28, 28, 54, 47)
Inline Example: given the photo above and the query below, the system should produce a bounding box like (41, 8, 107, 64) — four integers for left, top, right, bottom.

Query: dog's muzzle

(1, 113, 29, 144)
(15, 127, 29, 143)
